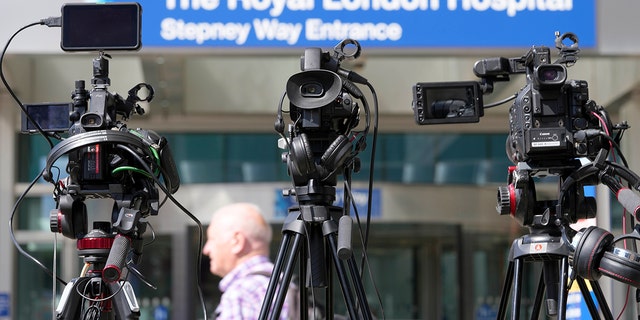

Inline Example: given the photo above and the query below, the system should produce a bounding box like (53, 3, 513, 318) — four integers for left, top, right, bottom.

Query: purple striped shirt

(215, 255, 295, 319)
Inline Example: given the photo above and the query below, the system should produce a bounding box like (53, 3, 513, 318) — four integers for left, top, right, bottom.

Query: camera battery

(81, 144, 105, 181)
(526, 127, 567, 152)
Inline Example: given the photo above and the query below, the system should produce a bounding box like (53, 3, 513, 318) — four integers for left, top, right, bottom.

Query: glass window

(16, 197, 55, 231)
(15, 242, 62, 320)
(16, 132, 530, 185)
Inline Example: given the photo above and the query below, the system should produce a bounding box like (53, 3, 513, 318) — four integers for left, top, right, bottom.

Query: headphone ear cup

(599, 247, 640, 288)
(289, 133, 316, 177)
(571, 226, 613, 280)
(320, 135, 352, 174)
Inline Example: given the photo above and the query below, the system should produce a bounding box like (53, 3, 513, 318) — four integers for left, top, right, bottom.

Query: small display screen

(21, 103, 72, 133)
(61, 3, 142, 51)
(413, 81, 483, 125)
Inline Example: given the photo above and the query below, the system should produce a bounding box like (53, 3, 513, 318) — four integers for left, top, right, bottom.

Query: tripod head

(496, 161, 598, 229)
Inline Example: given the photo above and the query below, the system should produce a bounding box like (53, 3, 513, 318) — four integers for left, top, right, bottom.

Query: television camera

(261, 39, 375, 320)
(411, 32, 640, 319)
(14, 3, 182, 319)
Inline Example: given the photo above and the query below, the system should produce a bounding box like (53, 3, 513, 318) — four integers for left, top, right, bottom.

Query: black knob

(50, 209, 60, 233)
(496, 186, 512, 215)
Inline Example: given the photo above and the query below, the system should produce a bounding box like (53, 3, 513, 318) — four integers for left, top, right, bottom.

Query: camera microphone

(336, 68, 368, 85)
(616, 188, 640, 220)
(342, 80, 364, 99)
(601, 172, 640, 219)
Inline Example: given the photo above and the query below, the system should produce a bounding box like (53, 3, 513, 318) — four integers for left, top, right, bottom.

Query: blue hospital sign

(0, 293, 9, 317)
(116, 0, 596, 49)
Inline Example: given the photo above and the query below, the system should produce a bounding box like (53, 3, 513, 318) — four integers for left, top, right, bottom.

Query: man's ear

(230, 231, 247, 254)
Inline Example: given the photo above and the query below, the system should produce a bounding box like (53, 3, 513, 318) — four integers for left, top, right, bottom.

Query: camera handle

(554, 31, 580, 65)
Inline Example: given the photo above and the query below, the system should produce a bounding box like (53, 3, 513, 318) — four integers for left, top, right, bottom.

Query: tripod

(259, 180, 373, 320)
(497, 223, 613, 320)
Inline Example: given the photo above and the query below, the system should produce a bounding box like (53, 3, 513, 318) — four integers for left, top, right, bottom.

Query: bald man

(203, 203, 297, 319)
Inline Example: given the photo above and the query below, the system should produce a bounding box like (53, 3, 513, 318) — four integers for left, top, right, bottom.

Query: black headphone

(287, 133, 353, 181)
(571, 226, 640, 287)
(42, 129, 181, 194)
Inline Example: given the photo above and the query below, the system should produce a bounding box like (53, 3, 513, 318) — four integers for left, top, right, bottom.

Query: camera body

(290, 89, 356, 153)
(504, 46, 603, 167)
(413, 33, 604, 169)
(279, 42, 363, 194)
(284, 70, 358, 188)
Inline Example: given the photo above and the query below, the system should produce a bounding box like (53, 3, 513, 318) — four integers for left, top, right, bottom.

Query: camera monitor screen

(412, 81, 483, 125)
(61, 3, 142, 51)
(21, 103, 72, 133)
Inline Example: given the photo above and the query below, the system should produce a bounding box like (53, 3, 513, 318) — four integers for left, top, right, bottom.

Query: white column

(0, 91, 17, 318)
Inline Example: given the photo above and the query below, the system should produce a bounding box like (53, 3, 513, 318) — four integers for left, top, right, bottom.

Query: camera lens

(540, 68, 559, 81)
(300, 82, 324, 97)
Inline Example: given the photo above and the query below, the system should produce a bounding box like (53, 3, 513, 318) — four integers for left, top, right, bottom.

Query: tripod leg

(323, 221, 372, 320)
(55, 278, 83, 320)
(269, 234, 303, 320)
(530, 270, 545, 320)
(576, 278, 601, 320)
(346, 257, 373, 319)
(556, 257, 569, 320)
(259, 230, 302, 320)
(109, 281, 140, 319)
(511, 258, 524, 320)
(497, 261, 514, 319)
(327, 236, 359, 320)
(526, 258, 569, 320)
(260, 232, 291, 319)
(589, 280, 614, 320)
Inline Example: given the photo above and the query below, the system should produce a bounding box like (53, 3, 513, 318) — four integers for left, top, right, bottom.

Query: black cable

(362, 82, 378, 252)
(115, 143, 209, 320)
(9, 169, 67, 285)
(0, 20, 60, 148)
(484, 93, 517, 109)
(3, 19, 68, 285)
(1, 16, 208, 320)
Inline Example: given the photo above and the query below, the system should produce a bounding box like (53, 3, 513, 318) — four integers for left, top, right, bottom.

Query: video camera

(17, 3, 181, 291)
(262, 40, 375, 320)
(412, 32, 606, 169)
(410, 32, 626, 228)
(278, 39, 366, 192)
